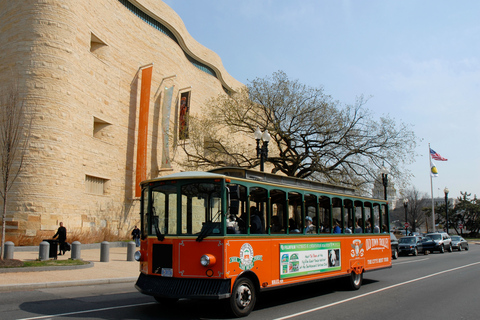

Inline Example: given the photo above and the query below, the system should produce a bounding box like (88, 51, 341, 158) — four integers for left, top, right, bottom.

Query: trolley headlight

(200, 254, 216, 267)
(134, 250, 142, 261)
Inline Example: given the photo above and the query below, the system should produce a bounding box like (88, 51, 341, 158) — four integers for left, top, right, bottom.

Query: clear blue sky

(163, 0, 480, 200)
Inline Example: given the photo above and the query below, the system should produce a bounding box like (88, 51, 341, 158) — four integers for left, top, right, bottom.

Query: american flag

(430, 148, 448, 161)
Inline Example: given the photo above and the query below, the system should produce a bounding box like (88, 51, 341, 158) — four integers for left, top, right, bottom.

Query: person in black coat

(131, 226, 141, 247)
(250, 207, 264, 234)
(53, 221, 67, 255)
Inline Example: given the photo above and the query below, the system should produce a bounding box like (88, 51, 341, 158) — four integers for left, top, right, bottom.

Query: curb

(0, 277, 138, 292)
(0, 261, 94, 274)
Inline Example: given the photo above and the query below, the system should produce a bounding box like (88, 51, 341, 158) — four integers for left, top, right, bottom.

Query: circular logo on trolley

(229, 243, 263, 271)
(240, 243, 254, 267)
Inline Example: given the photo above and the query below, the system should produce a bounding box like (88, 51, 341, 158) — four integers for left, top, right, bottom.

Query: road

(2, 244, 479, 320)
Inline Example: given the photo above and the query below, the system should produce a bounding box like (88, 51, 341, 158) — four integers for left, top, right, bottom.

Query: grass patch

(0, 259, 90, 268)
(23, 259, 89, 267)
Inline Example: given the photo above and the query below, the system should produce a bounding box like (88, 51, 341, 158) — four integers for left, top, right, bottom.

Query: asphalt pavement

(0, 243, 139, 292)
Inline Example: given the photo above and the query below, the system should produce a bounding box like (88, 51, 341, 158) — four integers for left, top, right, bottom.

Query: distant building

(371, 179, 397, 210)
(0, 0, 242, 238)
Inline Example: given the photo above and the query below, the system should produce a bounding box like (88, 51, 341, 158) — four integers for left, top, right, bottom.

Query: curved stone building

(0, 0, 243, 240)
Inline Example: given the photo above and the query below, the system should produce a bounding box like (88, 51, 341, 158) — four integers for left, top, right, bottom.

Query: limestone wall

(0, 0, 243, 239)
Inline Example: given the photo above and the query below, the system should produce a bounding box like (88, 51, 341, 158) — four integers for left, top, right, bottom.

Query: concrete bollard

(100, 241, 109, 262)
(127, 241, 135, 261)
(3, 241, 14, 260)
(39, 241, 49, 261)
(71, 241, 81, 260)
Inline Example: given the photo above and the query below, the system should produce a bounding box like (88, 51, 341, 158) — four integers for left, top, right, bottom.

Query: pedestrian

(53, 222, 67, 255)
(132, 225, 141, 247)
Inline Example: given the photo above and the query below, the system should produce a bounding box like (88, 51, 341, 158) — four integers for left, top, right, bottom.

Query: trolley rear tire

(348, 271, 363, 290)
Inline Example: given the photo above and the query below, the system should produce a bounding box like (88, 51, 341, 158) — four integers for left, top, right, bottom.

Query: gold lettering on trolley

(365, 238, 389, 251)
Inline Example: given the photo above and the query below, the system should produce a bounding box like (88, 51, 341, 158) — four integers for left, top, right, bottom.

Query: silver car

(450, 235, 469, 251)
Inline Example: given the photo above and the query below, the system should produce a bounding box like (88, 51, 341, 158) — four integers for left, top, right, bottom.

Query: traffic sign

(404, 222, 409, 228)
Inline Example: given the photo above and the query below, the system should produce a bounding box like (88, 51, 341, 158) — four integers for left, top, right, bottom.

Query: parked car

(450, 235, 469, 251)
(421, 232, 452, 253)
(390, 233, 399, 259)
(398, 236, 424, 256)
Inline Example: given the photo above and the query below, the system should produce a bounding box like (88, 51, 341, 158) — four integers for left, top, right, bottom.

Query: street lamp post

(403, 198, 408, 236)
(254, 127, 270, 172)
(380, 166, 389, 233)
(444, 187, 449, 234)
(380, 166, 389, 201)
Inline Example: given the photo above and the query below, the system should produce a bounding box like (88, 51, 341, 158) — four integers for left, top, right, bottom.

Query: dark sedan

(450, 235, 469, 251)
(398, 236, 424, 256)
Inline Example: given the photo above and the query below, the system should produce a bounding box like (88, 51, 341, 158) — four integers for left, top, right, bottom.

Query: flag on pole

(430, 160, 438, 177)
(430, 148, 448, 161)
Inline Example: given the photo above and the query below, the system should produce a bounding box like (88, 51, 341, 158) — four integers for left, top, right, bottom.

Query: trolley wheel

(229, 277, 256, 317)
(347, 271, 363, 290)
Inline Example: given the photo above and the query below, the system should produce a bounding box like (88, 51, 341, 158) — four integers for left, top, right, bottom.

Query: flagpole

(429, 143, 435, 232)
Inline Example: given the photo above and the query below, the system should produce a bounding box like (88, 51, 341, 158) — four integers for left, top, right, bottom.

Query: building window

(93, 117, 112, 140)
(85, 175, 108, 195)
(90, 33, 108, 59)
(204, 137, 221, 157)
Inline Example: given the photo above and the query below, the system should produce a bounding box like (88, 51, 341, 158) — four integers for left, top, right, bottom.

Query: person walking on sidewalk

(53, 222, 67, 255)
(131, 226, 140, 247)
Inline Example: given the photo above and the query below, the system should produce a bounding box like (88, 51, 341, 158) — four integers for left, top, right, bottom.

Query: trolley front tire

(229, 277, 256, 317)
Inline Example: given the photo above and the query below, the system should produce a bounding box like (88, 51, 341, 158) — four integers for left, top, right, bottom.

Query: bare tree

(0, 85, 31, 259)
(403, 188, 429, 232)
(180, 71, 418, 192)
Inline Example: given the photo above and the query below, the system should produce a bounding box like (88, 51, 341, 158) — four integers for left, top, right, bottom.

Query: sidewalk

(0, 244, 140, 292)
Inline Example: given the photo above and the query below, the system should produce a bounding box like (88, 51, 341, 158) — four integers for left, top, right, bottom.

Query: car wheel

(392, 248, 398, 260)
(413, 248, 418, 256)
(229, 277, 256, 317)
(458, 245, 462, 251)
(465, 244, 469, 251)
(448, 244, 453, 252)
(439, 245, 445, 253)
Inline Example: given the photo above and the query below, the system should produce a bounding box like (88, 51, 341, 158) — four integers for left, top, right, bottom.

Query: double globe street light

(254, 127, 271, 172)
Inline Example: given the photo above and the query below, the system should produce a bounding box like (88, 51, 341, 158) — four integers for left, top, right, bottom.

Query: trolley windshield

(143, 180, 224, 239)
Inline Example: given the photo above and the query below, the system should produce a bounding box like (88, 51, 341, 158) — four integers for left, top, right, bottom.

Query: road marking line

(16, 302, 156, 320)
(273, 261, 480, 320)
(393, 258, 429, 265)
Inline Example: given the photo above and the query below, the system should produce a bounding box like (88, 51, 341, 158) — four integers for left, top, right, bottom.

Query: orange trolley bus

(134, 167, 392, 317)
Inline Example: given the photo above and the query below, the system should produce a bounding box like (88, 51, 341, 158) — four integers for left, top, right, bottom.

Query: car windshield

(427, 234, 441, 240)
(450, 236, 460, 241)
(399, 237, 416, 244)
